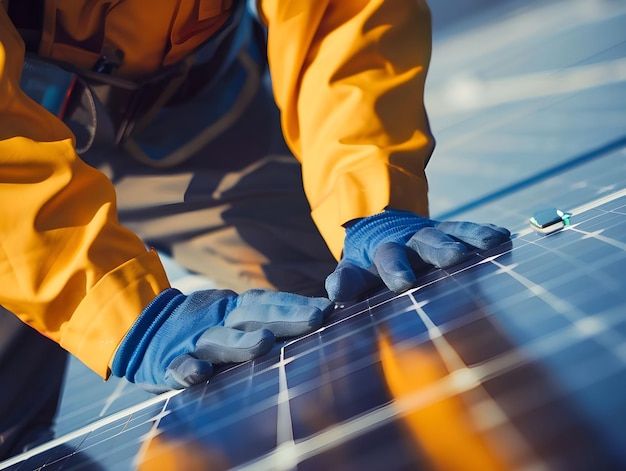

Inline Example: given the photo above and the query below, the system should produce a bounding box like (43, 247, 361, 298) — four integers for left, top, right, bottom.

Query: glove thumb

(155, 354, 215, 392)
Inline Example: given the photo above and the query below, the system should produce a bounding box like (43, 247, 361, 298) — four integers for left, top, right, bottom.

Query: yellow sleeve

(259, 0, 435, 259)
(0, 9, 170, 378)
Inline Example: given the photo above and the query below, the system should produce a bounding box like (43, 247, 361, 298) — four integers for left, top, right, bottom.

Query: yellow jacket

(0, 0, 434, 378)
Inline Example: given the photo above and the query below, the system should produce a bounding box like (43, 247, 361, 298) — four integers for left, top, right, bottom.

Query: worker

(0, 0, 510, 459)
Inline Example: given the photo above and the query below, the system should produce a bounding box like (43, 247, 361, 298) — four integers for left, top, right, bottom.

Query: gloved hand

(325, 209, 510, 303)
(111, 288, 332, 391)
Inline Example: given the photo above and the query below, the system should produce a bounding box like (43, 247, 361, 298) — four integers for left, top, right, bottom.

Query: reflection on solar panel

(2, 189, 625, 470)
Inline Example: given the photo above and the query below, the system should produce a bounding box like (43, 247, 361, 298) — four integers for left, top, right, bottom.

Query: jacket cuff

(60, 249, 171, 378)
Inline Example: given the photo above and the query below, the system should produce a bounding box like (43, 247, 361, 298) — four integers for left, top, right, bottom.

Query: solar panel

(2, 1, 626, 470)
(2, 188, 625, 470)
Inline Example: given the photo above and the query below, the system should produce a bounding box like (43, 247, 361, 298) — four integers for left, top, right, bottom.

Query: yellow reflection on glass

(137, 433, 231, 471)
(378, 331, 507, 471)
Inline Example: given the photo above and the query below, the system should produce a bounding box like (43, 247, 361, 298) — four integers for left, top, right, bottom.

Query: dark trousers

(0, 307, 68, 459)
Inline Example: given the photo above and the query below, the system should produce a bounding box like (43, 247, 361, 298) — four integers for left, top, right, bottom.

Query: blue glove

(112, 288, 332, 391)
(325, 209, 510, 303)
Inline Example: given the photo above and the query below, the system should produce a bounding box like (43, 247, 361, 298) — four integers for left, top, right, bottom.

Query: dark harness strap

(12, 0, 265, 159)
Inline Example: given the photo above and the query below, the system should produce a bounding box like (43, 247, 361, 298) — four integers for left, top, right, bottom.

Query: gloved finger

(407, 227, 471, 268)
(435, 221, 510, 250)
(225, 290, 333, 337)
(373, 242, 430, 293)
(195, 326, 275, 364)
(163, 353, 215, 390)
(325, 259, 383, 304)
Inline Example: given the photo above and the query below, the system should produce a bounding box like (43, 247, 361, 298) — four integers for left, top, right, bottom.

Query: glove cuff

(111, 288, 185, 380)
